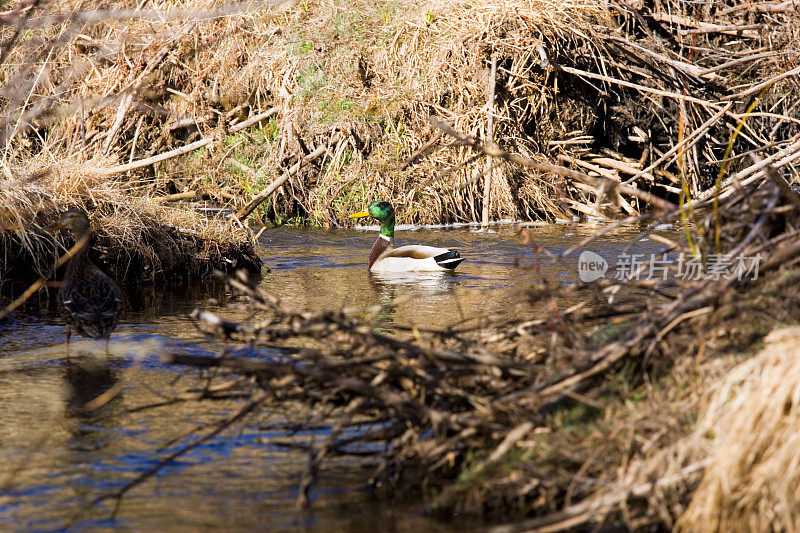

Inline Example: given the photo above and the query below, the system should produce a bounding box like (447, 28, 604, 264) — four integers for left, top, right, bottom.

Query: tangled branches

(175, 275, 544, 506)
(146, 157, 800, 528)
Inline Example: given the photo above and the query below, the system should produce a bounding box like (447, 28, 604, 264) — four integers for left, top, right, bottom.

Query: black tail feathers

(433, 250, 464, 270)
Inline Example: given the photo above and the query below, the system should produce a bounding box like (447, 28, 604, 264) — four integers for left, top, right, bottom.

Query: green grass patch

(298, 64, 326, 99)
(550, 402, 602, 432)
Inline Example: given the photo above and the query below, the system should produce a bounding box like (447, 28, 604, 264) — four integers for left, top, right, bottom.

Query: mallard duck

(48, 209, 123, 347)
(350, 201, 464, 272)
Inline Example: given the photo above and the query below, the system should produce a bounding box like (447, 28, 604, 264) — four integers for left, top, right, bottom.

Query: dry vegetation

(1, 0, 613, 228)
(3, 0, 800, 273)
(632, 327, 800, 532)
(5, 0, 800, 282)
(6, 0, 800, 530)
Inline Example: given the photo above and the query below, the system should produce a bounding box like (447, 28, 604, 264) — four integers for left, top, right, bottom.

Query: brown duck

(49, 209, 123, 346)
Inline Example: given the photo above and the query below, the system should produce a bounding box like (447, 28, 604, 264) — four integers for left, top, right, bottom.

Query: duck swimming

(350, 201, 464, 272)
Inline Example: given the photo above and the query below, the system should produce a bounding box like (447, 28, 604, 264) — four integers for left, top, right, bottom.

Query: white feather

(371, 245, 453, 272)
(371, 256, 448, 272)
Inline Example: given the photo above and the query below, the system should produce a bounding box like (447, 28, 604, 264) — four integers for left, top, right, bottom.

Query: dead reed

(676, 327, 800, 531)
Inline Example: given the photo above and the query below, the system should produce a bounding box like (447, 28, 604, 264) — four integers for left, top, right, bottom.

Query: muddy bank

(0, 161, 261, 286)
(1, 223, 262, 286)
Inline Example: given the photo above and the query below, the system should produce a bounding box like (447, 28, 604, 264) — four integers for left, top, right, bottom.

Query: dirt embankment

(0, 155, 261, 284)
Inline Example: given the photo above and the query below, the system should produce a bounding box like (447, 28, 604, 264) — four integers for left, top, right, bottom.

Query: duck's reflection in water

(369, 270, 459, 292)
(63, 355, 121, 420)
(367, 271, 462, 326)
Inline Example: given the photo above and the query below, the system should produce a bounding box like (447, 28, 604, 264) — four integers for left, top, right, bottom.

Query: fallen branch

(235, 141, 333, 221)
(649, 13, 760, 38)
(156, 190, 199, 202)
(400, 130, 443, 169)
(557, 65, 726, 108)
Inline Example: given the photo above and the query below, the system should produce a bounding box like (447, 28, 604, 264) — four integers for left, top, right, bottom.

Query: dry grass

(5, 0, 799, 231)
(656, 327, 800, 532)
(3, 153, 241, 240)
(184, 0, 607, 222)
(1, 0, 609, 229)
(555, 325, 800, 532)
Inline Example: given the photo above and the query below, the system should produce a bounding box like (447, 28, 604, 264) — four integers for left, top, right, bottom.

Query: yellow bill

(349, 211, 370, 219)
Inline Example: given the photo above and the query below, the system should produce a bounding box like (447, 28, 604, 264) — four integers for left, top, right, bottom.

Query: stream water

(0, 222, 674, 532)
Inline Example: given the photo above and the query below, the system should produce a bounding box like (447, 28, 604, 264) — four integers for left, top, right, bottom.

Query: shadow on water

(0, 222, 678, 531)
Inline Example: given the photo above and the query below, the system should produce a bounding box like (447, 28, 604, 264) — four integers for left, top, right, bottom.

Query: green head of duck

(350, 200, 395, 238)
